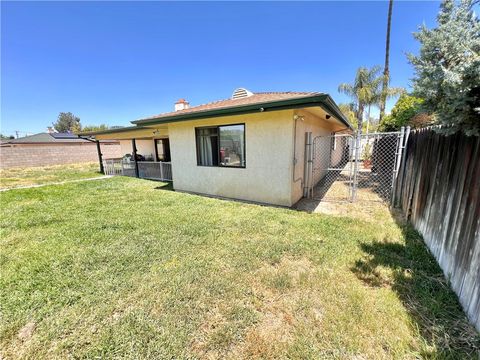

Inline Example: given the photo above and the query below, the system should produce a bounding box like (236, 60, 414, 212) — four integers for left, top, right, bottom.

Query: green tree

(82, 124, 109, 132)
(408, 0, 480, 135)
(338, 103, 357, 128)
(338, 66, 402, 133)
(53, 112, 81, 133)
(0, 133, 14, 140)
(338, 66, 383, 133)
(379, 94, 428, 131)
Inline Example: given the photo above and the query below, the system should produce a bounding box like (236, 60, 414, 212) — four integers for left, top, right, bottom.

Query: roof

(131, 91, 351, 129)
(136, 92, 317, 122)
(80, 90, 352, 136)
(3, 132, 116, 144)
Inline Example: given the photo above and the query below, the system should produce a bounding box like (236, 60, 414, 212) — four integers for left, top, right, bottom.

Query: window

(196, 124, 245, 167)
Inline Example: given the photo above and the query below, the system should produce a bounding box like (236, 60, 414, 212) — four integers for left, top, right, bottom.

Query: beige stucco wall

(168, 110, 296, 206)
(119, 139, 156, 160)
(291, 109, 343, 204)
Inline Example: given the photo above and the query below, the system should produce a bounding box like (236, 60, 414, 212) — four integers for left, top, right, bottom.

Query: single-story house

(80, 89, 352, 207)
(0, 132, 121, 169)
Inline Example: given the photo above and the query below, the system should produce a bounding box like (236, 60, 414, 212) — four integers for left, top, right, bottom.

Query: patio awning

(78, 125, 168, 140)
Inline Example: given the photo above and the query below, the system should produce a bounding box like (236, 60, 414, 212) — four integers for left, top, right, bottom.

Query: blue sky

(1, 1, 440, 135)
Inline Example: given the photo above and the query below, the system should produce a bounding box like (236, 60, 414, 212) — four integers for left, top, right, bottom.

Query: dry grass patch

(0, 162, 101, 189)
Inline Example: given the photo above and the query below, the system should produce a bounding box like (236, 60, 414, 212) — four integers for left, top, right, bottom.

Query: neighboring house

(0, 132, 121, 169)
(81, 88, 352, 206)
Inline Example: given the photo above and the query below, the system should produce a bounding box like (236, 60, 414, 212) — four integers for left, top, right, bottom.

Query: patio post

(154, 139, 159, 162)
(132, 139, 139, 178)
(96, 140, 104, 174)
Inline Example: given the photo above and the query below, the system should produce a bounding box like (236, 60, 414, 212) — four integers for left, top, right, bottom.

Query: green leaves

(409, 0, 480, 136)
(52, 112, 81, 133)
(338, 66, 404, 130)
(378, 94, 428, 132)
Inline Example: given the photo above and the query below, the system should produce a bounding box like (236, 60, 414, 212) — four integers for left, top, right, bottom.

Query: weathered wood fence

(393, 129, 480, 331)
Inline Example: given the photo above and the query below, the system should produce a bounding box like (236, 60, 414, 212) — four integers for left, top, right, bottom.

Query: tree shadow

(352, 216, 480, 358)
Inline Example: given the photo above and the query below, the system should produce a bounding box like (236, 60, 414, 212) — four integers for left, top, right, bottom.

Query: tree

(0, 134, 14, 140)
(338, 67, 375, 132)
(379, 0, 394, 122)
(378, 93, 431, 131)
(82, 124, 110, 132)
(53, 112, 81, 133)
(338, 66, 386, 133)
(408, 0, 480, 136)
(338, 103, 357, 128)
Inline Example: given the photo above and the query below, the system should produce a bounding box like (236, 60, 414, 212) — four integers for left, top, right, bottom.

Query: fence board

(394, 129, 480, 331)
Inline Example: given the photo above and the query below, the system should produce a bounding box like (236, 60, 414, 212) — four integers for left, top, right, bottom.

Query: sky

(1, 1, 441, 136)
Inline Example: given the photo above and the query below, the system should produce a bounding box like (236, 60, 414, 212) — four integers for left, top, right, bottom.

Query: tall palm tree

(338, 66, 382, 134)
(366, 77, 404, 134)
(379, 0, 394, 122)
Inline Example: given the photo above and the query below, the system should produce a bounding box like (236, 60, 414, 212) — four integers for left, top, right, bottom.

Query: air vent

(231, 88, 253, 100)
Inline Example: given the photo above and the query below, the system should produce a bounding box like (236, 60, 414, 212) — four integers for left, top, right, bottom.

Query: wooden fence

(393, 129, 480, 331)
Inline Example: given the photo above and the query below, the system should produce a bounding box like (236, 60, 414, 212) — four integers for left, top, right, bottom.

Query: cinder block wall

(0, 142, 121, 169)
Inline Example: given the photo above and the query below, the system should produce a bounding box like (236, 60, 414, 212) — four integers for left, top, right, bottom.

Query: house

(80, 89, 352, 207)
(0, 132, 121, 169)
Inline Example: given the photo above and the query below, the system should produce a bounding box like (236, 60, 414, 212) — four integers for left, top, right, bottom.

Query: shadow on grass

(154, 182, 174, 191)
(352, 218, 480, 358)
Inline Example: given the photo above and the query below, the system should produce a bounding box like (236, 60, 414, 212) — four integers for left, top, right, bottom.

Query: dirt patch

(17, 322, 35, 342)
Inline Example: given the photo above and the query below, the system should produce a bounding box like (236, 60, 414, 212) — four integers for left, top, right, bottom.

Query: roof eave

(131, 94, 352, 130)
(76, 125, 147, 137)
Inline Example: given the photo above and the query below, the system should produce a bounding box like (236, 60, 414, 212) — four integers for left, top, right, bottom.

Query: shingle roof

(79, 90, 352, 136)
(6, 132, 91, 144)
(135, 92, 320, 122)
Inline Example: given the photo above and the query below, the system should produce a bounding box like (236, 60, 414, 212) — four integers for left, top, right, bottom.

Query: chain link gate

(308, 128, 408, 204)
(310, 134, 354, 201)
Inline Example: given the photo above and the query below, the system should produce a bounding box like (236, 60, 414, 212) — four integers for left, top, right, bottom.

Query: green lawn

(0, 162, 102, 189)
(0, 177, 478, 359)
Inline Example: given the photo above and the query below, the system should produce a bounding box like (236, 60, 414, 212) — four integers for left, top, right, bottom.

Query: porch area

(102, 134, 172, 182)
(103, 158, 172, 181)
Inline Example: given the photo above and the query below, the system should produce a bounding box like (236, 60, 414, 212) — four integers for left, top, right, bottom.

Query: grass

(0, 162, 102, 189)
(0, 176, 478, 359)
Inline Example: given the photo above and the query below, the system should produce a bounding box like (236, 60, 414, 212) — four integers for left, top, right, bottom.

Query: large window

(196, 124, 245, 168)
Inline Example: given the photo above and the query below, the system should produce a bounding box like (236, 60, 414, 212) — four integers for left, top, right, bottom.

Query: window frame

(195, 123, 246, 168)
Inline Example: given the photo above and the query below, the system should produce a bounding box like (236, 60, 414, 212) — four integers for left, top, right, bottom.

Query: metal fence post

(303, 132, 313, 198)
(395, 127, 405, 181)
(390, 126, 405, 206)
(352, 130, 361, 202)
(393, 126, 410, 207)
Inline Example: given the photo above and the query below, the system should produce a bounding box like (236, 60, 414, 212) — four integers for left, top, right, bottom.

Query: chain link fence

(309, 129, 406, 204)
(311, 134, 354, 201)
(353, 132, 403, 202)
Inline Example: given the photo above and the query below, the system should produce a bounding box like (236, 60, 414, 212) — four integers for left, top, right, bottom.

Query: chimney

(174, 99, 190, 111)
(47, 126, 55, 134)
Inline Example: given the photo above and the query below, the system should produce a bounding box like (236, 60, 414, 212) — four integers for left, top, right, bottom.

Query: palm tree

(339, 66, 403, 134)
(338, 66, 382, 134)
(379, 0, 394, 122)
(366, 78, 404, 134)
(338, 103, 357, 128)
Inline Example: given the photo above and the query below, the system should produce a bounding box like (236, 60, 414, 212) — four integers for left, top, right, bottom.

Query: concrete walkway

(0, 175, 112, 192)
